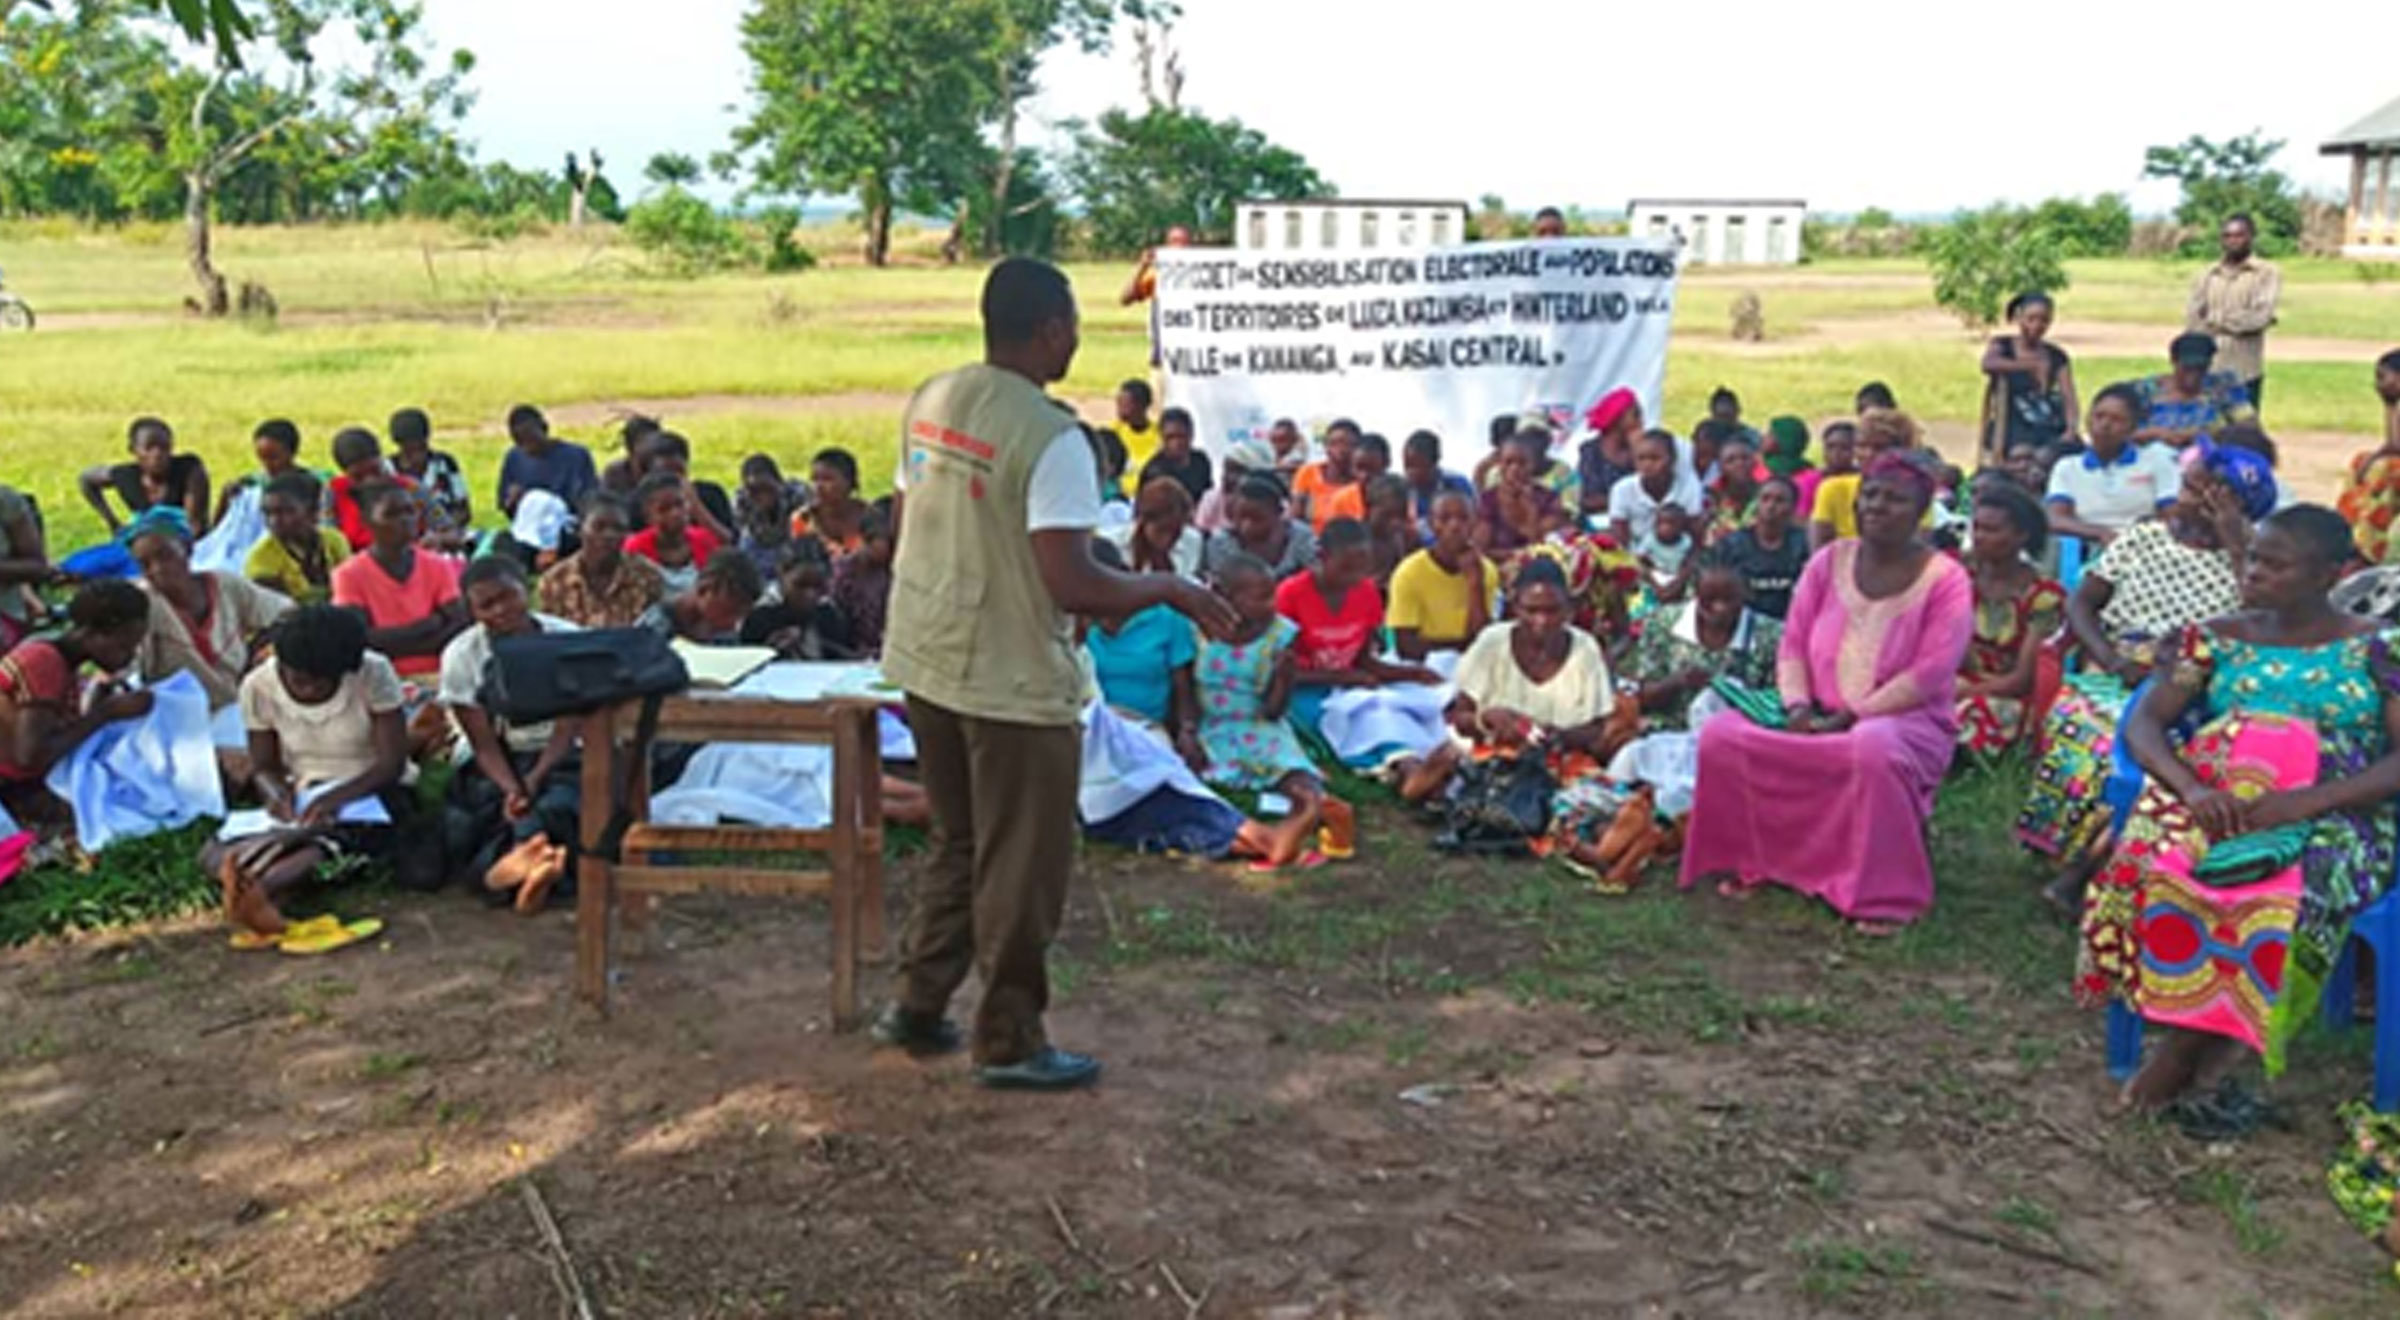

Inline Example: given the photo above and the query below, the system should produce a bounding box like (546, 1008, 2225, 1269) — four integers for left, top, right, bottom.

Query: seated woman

(1202, 475, 1319, 580)
(792, 447, 870, 558)
(641, 553, 764, 645)
(1194, 437, 1272, 535)
(124, 508, 291, 711)
(1085, 538, 1202, 749)
(1955, 483, 2066, 757)
(1810, 411, 1920, 548)
(1276, 518, 1440, 731)
(1760, 416, 1818, 522)
(212, 418, 305, 528)
(631, 431, 736, 542)
(438, 556, 581, 913)
(828, 503, 894, 656)
(389, 407, 472, 552)
(80, 416, 211, 537)
(1680, 456, 1974, 934)
(2017, 446, 2270, 889)
(1108, 477, 1203, 578)
(627, 473, 724, 597)
(246, 472, 348, 606)
(1191, 553, 1345, 870)
(1387, 491, 1497, 661)
(1577, 390, 1642, 525)
(2045, 384, 2184, 545)
(325, 427, 413, 553)
(733, 453, 809, 574)
(538, 493, 666, 630)
(1625, 559, 1782, 735)
(1709, 476, 1808, 621)
(0, 479, 55, 650)
(2084, 506, 2400, 1116)
(742, 541, 854, 660)
(207, 605, 420, 939)
(1607, 429, 1703, 552)
(1699, 434, 1762, 546)
(1479, 429, 1573, 556)
(0, 581, 153, 823)
(1362, 474, 1414, 588)
(328, 481, 466, 681)
(2134, 332, 2257, 449)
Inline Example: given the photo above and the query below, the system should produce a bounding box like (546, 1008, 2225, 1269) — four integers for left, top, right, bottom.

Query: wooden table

(574, 690, 888, 1026)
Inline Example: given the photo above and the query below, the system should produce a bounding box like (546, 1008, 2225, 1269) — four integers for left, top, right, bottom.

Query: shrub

(625, 188, 743, 276)
(1923, 205, 2071, 328)
(754, 205, 817, 273)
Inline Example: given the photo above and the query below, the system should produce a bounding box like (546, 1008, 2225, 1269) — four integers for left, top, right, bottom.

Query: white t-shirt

(1606, 472, 1704, 545)
(1453, 622, 1616, 732)
(893, 426, 1102, 532)
(239, 650, 406, 789)
(437, 613, 579, 755)
(2046, 443, 2182, 533)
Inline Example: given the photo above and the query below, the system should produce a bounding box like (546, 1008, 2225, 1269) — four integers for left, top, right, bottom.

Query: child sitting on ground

(1636, 500, 1698, 607)
(827, 503, 894, 656)
(733, 453, 808, 574)
(627, 472, 723, 597)
(207, 605, 424, 942)
(0, 580, 153, 825)
(643, 553, 764, 646)
(329, 480, 466, 679)
(1276, 517, 1441, 732)
(438, 555, 580, 914)
(1192, 553, 1347, 871)
(741, 542, 854, 660)
(245, 472, 348, 606)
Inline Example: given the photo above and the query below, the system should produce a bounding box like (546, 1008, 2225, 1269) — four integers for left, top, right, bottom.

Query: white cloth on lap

(193, 485, 264, 575)
(650, 743, 836, 830)
(1079, 701, 1226, 824)
(49, 671, 225, 851)
(1603, 689, 1733, 819)
(1318, 683, 1453, 765)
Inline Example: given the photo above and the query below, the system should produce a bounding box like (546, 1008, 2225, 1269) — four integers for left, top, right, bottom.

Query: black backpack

(479, 627, 690, 861)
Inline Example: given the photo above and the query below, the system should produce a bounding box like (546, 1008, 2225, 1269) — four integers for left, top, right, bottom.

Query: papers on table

(671, 641, 779, 690)
(217, 788, 391, 841)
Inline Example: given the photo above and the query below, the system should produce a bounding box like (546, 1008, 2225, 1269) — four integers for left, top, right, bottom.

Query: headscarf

(1763, 416, 1811, 478)
(1862, 452, 1938, 509)
(1584, 388, 1638, 436)
(1225, 436, 1276, 473)
(2198, 441, 2278, 522)
(118, 505, 194, 552)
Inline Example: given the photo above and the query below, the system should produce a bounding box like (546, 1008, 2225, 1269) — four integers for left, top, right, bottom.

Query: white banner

(1154, 238, 1679, 463)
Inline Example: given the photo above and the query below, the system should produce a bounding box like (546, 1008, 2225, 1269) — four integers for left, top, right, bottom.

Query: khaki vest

(883, 363, 1085, 726)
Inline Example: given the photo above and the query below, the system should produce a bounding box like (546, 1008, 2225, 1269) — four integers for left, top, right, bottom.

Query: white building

(1626, 198, 1808, 266)
(1235, 198, 1473, 251)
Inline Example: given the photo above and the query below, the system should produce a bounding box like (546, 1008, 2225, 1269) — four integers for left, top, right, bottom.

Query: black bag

(478, 627, 688, 724)
(478, 627, 690, 864)
(1438, 753, 1554, 852)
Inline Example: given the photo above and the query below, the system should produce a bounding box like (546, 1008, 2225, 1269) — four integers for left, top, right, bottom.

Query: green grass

(0, 821, 216, 946)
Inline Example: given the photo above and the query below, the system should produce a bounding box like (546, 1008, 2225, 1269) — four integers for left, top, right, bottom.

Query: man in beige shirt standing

(2186, 212, 2281, 413)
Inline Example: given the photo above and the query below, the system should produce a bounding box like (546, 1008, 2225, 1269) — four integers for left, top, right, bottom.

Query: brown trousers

(897, 694, 1080, 1065)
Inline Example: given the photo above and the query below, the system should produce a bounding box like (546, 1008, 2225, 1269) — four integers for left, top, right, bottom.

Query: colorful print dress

(1956, 573, 2066, 754)
(2078, 625, 2400, 1072)
(1194, 616, 1318, 789)
(2337, 449, 2400, 566)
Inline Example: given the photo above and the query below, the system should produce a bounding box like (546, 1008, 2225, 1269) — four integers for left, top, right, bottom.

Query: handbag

(479, 627, 692, 863)
(1441, 753, 1554, 850)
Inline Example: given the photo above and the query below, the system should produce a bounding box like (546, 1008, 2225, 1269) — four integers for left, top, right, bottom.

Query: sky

(417, 0, 2383, 217)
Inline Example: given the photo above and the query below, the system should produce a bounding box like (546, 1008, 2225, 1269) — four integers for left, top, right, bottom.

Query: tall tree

(2142, 132, 2303, 255)
(644, 151, 701, 188)
(1062, 106, 1328, 255)
(978, 0, 1163, 257)
(734, 0, 1007, 267)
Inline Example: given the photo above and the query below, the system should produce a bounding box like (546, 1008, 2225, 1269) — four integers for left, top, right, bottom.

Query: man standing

(1531, 207, 1568, 238)
(1121, 224, 1193, 375)
(2186, 213, 2281, 412)
(876, 258, 1236, 1091)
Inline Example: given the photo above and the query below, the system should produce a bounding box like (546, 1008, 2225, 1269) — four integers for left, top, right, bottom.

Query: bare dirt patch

(3, 804, 2393, 1318)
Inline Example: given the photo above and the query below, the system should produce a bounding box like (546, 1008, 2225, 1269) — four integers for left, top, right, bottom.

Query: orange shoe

(1317, 798, 1356, 861)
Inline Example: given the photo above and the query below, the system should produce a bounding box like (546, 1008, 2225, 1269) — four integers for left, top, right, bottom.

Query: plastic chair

(2057, 536, 2087, 593)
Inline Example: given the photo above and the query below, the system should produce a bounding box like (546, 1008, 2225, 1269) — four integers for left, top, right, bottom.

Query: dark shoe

(870, 1004, 963, 1057)
(973, 1046, 1101, 1091)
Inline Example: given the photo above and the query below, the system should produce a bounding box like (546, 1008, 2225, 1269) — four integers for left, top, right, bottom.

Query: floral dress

(1623, 603, 1781, 732)
(1956, 573, 2066, 754)
(1194, 617, 1317, 789)
(2338, 449, 2400, 567)
(2078, 625, 2400, 1071)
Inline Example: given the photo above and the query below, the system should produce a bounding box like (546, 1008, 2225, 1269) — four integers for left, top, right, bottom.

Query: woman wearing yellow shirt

(245, 472, 350, 606)
(1387, 491, 1500, 660)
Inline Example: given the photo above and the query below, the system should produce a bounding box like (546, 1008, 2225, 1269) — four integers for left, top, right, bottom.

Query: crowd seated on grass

(13, 276, 2400, 1128)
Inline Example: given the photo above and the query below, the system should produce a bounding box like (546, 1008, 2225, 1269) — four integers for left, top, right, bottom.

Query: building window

(1321, 208, 1340, 248)
(1284, 209, 1301, 249)
(1397, 210, 1417, 247)
(1431, 212, 1452, 245)
(1725, 215, 1748, 263)
(1689, 216, 1710, 264)
(1647, 215, 1668, 238)
(1246, 209, 1266, 249)
(1767, 216, 1790, 263)
(1360, 210, 1379, 248)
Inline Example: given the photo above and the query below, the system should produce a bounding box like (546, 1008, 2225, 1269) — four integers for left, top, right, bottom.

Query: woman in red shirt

(627, 472, 723, 597)
(328, 481, 466, 679)
(0, 580, 154, 817)
(1274, 517, 1440, 735)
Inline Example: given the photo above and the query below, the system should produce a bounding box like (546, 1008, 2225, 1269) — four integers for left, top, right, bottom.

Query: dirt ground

(5, 795, 2397, 1319)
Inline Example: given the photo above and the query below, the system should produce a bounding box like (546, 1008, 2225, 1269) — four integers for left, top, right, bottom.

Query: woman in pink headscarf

(1577, 388, 1642, 524)
(1679, 454, 1975, 933)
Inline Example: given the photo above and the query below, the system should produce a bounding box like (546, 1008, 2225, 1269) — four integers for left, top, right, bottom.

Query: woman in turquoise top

(1086, 540, 1204, 762)
(2084, 505, 2400, 1118)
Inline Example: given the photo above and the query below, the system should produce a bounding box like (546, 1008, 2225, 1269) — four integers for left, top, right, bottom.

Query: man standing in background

(876, 257, 1235, 1091)
(2187, 213, 2281, 413)
(1121, 224, 1194, 387)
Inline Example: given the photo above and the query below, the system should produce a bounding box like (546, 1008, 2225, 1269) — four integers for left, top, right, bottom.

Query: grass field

(5, 220, 2400, 1314)
(2, 221, 2395, 550)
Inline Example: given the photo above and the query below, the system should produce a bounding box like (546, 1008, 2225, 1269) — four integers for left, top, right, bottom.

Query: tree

(2030, 193, 2132, 257)
(1922, 204, 2071, 329)
(16, 0, 250, 61)
(1062, 106, 1328, 255)
(2141, 132, 2303, 255)
(979, 0, 1163, 258)
(733, 0, 1009, 267)
(644, 150, 700, 188)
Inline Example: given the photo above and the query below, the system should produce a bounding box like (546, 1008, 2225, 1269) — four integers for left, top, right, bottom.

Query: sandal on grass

(228, 913, 343, 952)
(277, 917, 384, 957)
(1247, 849, 1328, 875)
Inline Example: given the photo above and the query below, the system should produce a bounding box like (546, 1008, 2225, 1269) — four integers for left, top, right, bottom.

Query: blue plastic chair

(2057, 535, 2087, 593)
(2097, 680, 2400, 1110)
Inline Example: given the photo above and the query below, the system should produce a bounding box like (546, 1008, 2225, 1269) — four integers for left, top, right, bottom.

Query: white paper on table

(217, 786, 392, 841)
(726, 661, 894, 704)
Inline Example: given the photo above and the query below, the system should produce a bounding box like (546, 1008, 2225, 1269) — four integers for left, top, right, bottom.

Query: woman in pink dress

(1679, 455, 1975, 933)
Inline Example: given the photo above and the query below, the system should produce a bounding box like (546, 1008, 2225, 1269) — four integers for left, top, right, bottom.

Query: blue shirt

(499, 441, 599, 514)
(1087, 605, 1197, 725)
(1406, 472, 1478, 542)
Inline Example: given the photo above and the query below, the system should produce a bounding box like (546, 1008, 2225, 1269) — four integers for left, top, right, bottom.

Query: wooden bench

(574, 692, 887, 1026)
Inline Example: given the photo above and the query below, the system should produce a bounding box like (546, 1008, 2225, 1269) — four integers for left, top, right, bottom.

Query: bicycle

(0, 268, 34, 331)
